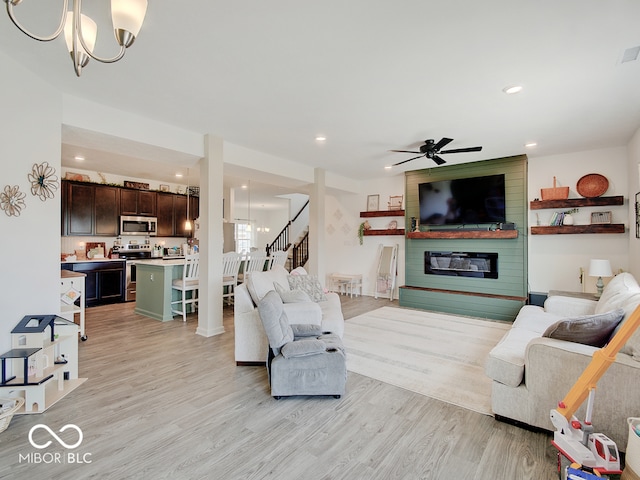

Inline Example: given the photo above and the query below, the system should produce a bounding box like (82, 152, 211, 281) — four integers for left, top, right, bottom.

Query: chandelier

(4, 0, 148, 77)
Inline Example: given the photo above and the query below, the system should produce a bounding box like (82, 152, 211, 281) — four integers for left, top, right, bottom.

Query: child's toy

(550, 305, 640, 475)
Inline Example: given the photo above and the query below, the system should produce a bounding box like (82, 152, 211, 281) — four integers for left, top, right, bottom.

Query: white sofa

(234, 265, 344, 365)
(485, 272, 640, 451)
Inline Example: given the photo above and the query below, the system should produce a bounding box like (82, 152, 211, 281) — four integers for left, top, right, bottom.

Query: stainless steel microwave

(120, 216, 157, 236)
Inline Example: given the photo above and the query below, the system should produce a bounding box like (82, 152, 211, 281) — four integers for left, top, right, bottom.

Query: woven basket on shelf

(0, 398, 24, 434)
(540, 176, 569, 200)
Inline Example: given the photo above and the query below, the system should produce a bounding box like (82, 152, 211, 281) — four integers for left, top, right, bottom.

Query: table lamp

(589, 259, 613, 298)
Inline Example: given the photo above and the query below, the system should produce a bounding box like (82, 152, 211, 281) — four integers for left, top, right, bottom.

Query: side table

(330, 274, 362, 298)
(548, 290, 598, 301)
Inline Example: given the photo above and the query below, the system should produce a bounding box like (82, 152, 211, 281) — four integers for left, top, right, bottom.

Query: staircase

(266, 199, 309, 271)
(290, 228, 308, 270)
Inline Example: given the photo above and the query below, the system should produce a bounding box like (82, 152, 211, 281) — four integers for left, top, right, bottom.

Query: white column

(196, 134, 225, 337)
(309, 167, 326, 282)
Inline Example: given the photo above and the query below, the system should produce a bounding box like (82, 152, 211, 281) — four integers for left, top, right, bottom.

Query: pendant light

(246, 180, 251, 232)
(184, 168, 192, 232)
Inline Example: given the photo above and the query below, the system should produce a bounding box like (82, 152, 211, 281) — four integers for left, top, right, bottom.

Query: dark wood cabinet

(174, 194, 188, 237)
(65, 182, 94, 235)
(120, 189, 157, 216)
(157, 193, 193, 237)
(62, 180, 198, 238)
(63, 181, 119, 236)
(61, 261, 126, 307)
(94, 185, 120, 236)
(156, 193, 175, 237)
(189, 195, 199, 222)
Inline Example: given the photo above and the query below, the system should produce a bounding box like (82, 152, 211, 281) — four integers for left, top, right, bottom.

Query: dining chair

(239, 252, 269, 283)
(222, 252, 243, 305)
(268, 250, 288, 270)
(171, 254, 200, 321)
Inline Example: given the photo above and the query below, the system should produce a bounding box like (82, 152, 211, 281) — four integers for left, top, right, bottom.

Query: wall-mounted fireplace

(425, 251, 498, 279)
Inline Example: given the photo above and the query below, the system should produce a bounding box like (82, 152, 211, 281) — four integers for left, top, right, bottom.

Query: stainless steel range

(113, 243, 152, 302)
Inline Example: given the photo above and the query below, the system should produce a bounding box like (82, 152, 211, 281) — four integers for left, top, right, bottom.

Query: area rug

(343, 306, 511, 415)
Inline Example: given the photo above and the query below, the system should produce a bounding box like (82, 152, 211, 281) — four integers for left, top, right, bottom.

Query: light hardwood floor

(0, 295, 562, 480)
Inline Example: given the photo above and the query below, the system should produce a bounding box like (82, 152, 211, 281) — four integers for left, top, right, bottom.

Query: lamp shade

(111, 0, 148, 38)
(64, 12, 97, 55)
(588, 259, 613, 278)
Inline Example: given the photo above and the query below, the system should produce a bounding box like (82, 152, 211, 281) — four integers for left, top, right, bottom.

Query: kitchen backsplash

(61, 236, 189, 257)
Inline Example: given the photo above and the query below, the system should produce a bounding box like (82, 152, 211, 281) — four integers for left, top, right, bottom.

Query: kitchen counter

(134, 260, 187, 321)
(134, 258, 185, 266)
(61, 257, 125, 264)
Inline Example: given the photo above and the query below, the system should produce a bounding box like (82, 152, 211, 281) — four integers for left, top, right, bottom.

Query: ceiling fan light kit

(390, 137, 482, 166)
(4, 0, 148, 76)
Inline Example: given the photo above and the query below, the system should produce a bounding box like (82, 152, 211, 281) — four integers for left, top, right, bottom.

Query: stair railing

(266, 199, 309, 255)
(291, 230, 309, 270)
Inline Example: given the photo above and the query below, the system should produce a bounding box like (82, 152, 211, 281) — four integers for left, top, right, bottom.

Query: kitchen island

(134, 259, 189, 321)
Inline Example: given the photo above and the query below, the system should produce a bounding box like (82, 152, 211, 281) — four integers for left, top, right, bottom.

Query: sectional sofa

(485, 272, 640, 451)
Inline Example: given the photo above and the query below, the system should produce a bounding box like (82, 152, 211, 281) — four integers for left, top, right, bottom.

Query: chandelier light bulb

(64, 12, 97, 64)
(111, 0, 148, 47)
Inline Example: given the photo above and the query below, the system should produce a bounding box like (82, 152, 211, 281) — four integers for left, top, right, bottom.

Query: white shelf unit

(0, 316, 86, 414)
(60, 270, 87, 341)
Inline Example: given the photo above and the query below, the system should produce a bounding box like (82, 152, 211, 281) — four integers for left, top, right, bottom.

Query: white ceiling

(2, 1, 640, 198)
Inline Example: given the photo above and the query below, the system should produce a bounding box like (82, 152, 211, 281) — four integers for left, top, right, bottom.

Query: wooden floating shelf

(360, 210, 405, 217)
(363, 229, 405, 236)
(529, 196, 624, 210)
(530, 224, 625, 235)
(407, 230, 518, 239)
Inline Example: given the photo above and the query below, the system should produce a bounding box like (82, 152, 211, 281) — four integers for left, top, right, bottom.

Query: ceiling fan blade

(389, 149, 421, 154)
(432, 155, 446, 165)
(433, 137, 454, 151)
(440, 146, 483, 154)
(393, 154, 425, 166)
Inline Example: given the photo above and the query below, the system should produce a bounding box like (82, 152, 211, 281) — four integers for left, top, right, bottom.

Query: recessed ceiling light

(74, 155, 85, 161)
(502, 85, 523, 95)
(241, 184, 248, 189)
(175, 173, 183, 178)
(525, 142, 537, 148)
(315, 136, 327, 142)
(384, 165, 392, 170)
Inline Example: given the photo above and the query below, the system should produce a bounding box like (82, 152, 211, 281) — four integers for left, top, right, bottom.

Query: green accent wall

(400, 155, 528, 321)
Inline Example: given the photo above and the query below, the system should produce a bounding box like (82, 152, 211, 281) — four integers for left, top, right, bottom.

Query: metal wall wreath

(0, 185, 26, 217)
(28, 162, 59, 201)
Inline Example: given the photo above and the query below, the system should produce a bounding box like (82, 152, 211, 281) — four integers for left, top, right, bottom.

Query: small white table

(330, 274, 362, 298)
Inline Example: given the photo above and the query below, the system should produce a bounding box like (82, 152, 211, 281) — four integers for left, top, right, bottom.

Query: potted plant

(358, 221, 371, 245)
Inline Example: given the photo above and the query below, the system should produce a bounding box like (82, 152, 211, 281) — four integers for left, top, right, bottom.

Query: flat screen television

(418, 174, 506, 226)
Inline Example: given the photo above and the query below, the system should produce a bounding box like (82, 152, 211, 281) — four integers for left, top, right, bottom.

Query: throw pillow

(613, 303, 640, 361)
(543, 308, 625, 347)
(274, 282, 311, 304)
(287, 274, 327, 302)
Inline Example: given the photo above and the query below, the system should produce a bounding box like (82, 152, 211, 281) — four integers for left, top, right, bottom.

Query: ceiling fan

(390, 138, 482, 166)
